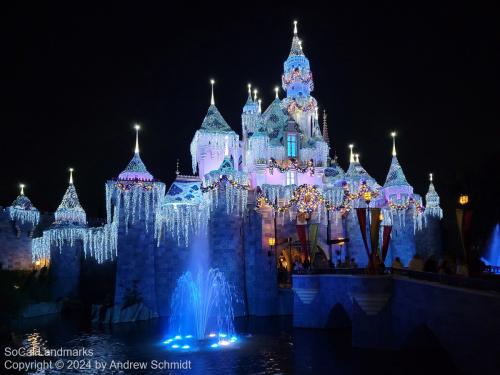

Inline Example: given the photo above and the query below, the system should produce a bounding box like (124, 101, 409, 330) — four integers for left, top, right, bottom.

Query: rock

(111, 303, 158, 323)
(22, 302, 62, 318)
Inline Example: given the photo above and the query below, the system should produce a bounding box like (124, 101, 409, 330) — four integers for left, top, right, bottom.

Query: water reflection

(2, 315, 454, 374)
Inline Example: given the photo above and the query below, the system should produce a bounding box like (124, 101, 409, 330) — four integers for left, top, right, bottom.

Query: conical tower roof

(117, 125, 154, 181)
(345, 159, 371, 180)
(118, 153, 154, 181)
(200, 104, 232, 133)
(323, 158, 345, 187)
(289, 21, 304, 57)
(383, 156, 410, 188)
(425, 174, 440, 208)
(9, 184, 40, 225)
(55, 170, 87, 226)
(11, 193, 35, 211)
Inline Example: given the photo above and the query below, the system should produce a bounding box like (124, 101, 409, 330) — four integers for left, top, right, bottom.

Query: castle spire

(391, 131, 397, 157)
(20, 183, 25, 195)
(247, 83, 252, 101)
(289, 20, 304, 56)
(210, 79, 215, 106)
(429, 172, 433, 182)
(253, 89, 258, 102)
(275, 86, 279, 99)
(322, 110, 330, 146)
(69, 168, 74, 184)
(349, 144, 354, 163)
(258, 99, 262, 114)
(134, 124, 141, 154)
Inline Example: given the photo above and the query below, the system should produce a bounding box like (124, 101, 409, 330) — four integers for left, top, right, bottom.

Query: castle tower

(415, 173, 443, 258)
(43, 168, 88, 299)
(343, 147, 380, 267)
(281, 21, 321, 139)
(190, 80, 240, 178)
(381, 133, 416, 266)
(242, 84, 260, 170)
(1, 184, 40, 270)
(107, 125, 165, 321)
(8, 184, 40, 227)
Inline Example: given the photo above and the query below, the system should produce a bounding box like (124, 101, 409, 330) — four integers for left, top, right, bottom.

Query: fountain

(169, 268, 236, 339)
(161, 225, 240, 350)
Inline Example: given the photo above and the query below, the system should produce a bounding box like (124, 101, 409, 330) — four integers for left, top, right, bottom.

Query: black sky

(1, 3, 498, 242)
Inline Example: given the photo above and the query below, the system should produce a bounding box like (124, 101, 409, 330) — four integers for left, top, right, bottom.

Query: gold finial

(349, 144, 354, 163)
(247, 83, 252, 96)
(19, 183, 25, 195)
(355, 154, 360, 163)
(134, 124, 141, 154)
(429, 173, 433, 182)
(253, 88, 258, 102)
(258, 99, 262, 113)
(293, 20, 298, 35)
(69, 168, 74, 184)
(274, 86, 279, 99)
(391, 131, 397, 157)
(210, 79, 215, 105)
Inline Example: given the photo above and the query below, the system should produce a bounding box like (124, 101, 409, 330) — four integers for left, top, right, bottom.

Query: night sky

(1, 4, 498, 245)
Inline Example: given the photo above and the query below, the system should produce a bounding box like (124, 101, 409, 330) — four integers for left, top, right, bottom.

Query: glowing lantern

(459, 194, 469, 206)
(268, 237, 276, 247)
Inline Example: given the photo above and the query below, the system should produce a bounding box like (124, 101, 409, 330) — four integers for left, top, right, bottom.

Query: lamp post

(363, 191, 373, 272)
(457, 193, 471, 267)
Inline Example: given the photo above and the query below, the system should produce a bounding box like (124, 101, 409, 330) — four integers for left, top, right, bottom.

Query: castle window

(287, 134, 297, 157)
(286, 171, 296, 185)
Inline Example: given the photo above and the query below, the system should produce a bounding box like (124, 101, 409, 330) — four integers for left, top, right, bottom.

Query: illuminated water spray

(163, 268, 238, 349)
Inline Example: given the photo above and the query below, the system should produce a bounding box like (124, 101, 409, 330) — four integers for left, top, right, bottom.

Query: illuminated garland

(286, 100, 316, 114)
(282, 70, 313, 86)
(201, 175, 250, 193)
(256, 181, 381, 215)
(268, 158, 315, 176)
(387, 197, 425, 213)
(115, 180, 155, 192)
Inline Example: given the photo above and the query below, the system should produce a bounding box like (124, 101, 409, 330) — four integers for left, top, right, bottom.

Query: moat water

(1, 314, 457, 374)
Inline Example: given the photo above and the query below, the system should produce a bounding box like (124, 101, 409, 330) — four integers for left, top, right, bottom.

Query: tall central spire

(289, 20, 304, 56)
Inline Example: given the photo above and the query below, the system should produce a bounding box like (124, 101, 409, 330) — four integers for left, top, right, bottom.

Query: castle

(1, 22, 443, 319)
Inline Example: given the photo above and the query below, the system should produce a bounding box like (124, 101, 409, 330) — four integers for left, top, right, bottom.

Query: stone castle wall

(0, 208, 53, 270)
(415, 215, 442, 259)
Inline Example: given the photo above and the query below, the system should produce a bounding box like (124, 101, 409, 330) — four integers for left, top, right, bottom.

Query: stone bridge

(293, 274, 500, 373)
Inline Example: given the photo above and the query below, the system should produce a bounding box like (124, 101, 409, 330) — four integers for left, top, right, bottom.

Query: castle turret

(380, 133, 417, 266)
(242, 84, 260, 170)
(415, 173, 443, 259)
(281, 21, 320, 139)
(9, 184, 40, 227)
(31, 168, 88, 299)
(190, 80, 240, 177)
(382, 132, 414, 201)
(107, 125, 165, 321)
